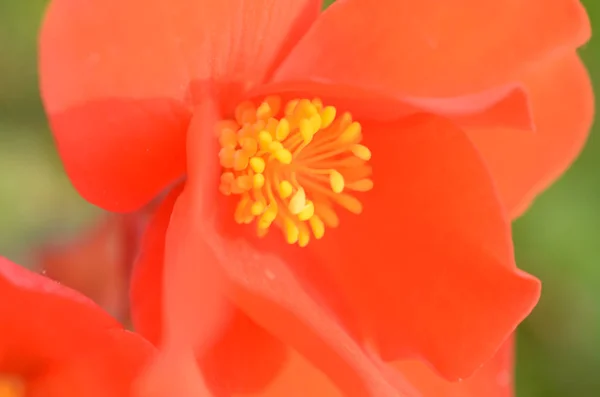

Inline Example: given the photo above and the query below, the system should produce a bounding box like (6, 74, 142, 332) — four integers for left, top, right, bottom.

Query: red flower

(39, 0, 591, 395)
(0, 256, 154, 397)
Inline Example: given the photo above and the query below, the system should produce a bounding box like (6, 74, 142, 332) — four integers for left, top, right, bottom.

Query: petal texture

(40, 0, 321, 210)
(466, 54, 594, 218)
(273, 0, 590, 97)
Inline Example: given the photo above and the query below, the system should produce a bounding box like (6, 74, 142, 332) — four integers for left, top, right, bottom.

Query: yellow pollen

(217, 96, 373, 246)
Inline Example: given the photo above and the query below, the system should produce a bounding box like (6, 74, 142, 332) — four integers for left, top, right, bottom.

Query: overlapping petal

(0, 257, 120, 372)
(0, 257, 154, 396)
(273, 0, 590, 97)
(28, 330, 155, 397)
(130, 185, 289, 395)
(466, 54, 594, 218)
(39, 0, 322, 211)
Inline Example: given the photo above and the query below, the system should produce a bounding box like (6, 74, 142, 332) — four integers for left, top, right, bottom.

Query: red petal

(273, 0, 589, 97)
(196, 227, 420, 397)
(130, 184, 288, 395)
(40, 0, 321, 211)
(213, 115, 539, 382)
(46, 99, 191, 212)
(395, 337, 515, 397)
(466, 54, 594, 218)
(29, 329, 155, 397)
(255, 79, 534, 131)
(162, 98, 418, 397)
(302, 115, 540, 379)
(201, 309, 289, 396)
(0, 257, 121, 373)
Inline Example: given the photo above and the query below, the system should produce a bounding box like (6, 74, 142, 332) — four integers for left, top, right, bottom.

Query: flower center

(217, 96, 373, 247)
(0, 375, 25, 397)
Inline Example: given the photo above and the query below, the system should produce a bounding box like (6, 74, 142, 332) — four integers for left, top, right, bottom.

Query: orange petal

(395, 337, 515, 397)
(273, 0, 589, 97)
(466, 54, 594, 218)
(40, 0, 321, 211)
(130, 184, 289, 395)
(302, 115, 540, 380)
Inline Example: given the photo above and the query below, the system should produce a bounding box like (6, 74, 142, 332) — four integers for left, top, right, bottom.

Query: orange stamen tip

(217, 96, 373, 247)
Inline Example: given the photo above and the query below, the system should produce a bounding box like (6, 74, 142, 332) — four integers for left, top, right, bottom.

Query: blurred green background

(0, 1, 598, 396)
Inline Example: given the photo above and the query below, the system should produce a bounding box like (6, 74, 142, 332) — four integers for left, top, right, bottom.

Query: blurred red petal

(0, 257, 121, 373)
(28, 330, 155, 397)
(395, 337, 515, 397)
(466, 54, 594, 218)
(273, 0, 589, 97)
(40, 0, 321, 211)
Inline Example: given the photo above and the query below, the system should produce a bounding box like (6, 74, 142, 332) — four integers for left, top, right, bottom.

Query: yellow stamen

(217, 96, 373, 246)
(249, 157, 266, 174)
(329, 170, 345, 194)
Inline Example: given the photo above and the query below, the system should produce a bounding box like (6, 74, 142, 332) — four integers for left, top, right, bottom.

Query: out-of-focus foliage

(0, 1, 598, 396)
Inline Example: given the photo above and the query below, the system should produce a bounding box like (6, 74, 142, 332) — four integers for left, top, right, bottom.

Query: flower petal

(0, 257, 121, 373)
(273, 0, 590, 97)
(394, 337, 515, 397)
(45, 99, 191, 211)
(179, 100, 420, 397)
(243, 349, 343, 397)
(197, 227, 420, 397)
(29, 329, 155, 397)
(301, 115, 540, 380)
(466, 54, 594, 218)
(254, 80, 534, 131)
(40, 0, 321, 211)
(130, 185, 288, 395)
